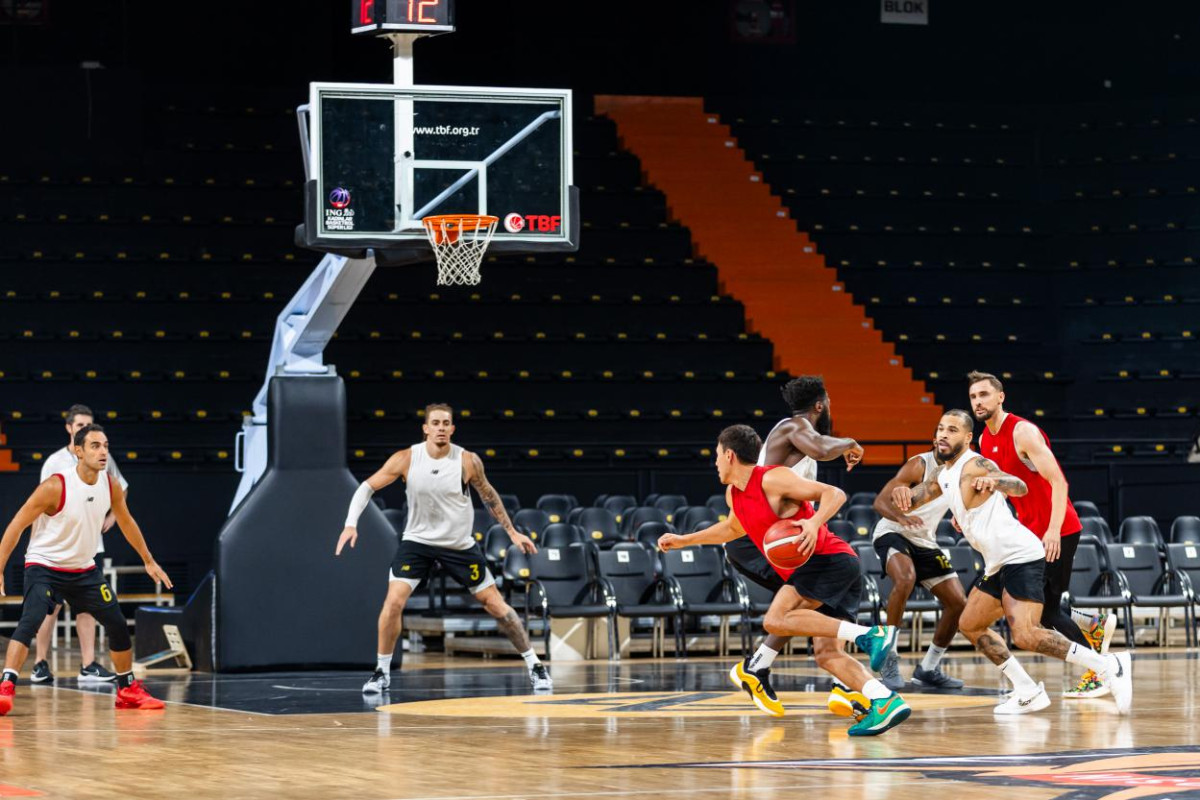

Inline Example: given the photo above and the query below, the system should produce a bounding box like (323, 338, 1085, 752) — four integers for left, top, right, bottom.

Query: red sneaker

(115, 680, 165, 710)
(0, 680, 14, 716)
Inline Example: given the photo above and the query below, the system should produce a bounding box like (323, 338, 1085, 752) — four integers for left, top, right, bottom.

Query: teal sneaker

(854, 625, 899, 672)
(847, 693, 911, 737)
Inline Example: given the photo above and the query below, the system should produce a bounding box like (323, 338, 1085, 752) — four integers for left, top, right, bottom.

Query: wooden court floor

(0, 648, 1197, 800)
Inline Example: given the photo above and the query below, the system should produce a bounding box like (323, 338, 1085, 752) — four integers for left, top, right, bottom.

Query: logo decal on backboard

(626, 746, 1200, 800)
(325, 187, 355, 231)
(504, 213, 561, 234)
(503, 212, 525, 233)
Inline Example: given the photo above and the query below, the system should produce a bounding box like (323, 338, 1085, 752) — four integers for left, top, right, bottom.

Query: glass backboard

(297, 82, 578, 262)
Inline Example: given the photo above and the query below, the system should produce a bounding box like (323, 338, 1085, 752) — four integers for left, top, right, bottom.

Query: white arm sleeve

(344, 482, 375, 528)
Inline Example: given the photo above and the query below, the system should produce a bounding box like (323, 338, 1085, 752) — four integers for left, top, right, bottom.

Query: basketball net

(421, 214, 499, 286)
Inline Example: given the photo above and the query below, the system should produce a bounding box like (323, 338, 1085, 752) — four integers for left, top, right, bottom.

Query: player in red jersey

(968, 371, 1116, 699)
(658, 425, 910, 736)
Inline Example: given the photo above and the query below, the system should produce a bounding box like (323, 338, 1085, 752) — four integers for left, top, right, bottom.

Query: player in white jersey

(893, 410, 1133, 716)
(0, 425, 173, 716)
(31, 403, 125, 685)
(336, 404, 551, 693)
(870, 442, 967, 691)
(727, 376, 865, 718)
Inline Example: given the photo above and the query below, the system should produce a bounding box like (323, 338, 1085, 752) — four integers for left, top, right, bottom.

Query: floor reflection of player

(659, 425, 910, 737)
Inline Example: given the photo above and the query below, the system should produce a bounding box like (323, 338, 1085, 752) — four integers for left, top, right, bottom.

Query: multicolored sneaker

(729, 659, 784, 717)
(847, 693, 911, 736)
(827, 684, 869, 721)
(1063, 669, 1109, 699)
(0, 680, 13, 716)
(854, 625, 900, 672)
(115, 680, 166, 710)
(1082, 611, 1117, 654)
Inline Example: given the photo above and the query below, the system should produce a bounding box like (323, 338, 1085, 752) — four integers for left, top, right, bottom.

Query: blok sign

(881, 0, 927, 25)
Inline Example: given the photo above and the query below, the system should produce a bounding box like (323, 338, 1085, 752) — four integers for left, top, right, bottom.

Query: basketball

(762, 518, 812, 570)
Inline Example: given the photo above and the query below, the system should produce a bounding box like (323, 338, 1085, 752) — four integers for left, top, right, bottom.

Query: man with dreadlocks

(726, 375, 868, 719)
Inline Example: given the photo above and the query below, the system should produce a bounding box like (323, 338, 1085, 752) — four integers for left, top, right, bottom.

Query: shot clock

(352, 0, 456, 36)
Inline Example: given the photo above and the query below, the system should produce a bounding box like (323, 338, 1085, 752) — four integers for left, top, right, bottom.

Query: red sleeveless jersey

(730, 465, 856, 580)
(978, 413, 1081, 540)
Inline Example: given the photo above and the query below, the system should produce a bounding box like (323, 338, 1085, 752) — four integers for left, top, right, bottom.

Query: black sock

(2, 669, 18, 685)
(116, 671, 134, 689)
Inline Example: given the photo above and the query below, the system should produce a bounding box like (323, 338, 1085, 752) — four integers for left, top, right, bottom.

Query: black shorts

(391, 539, 494, 592)
(23, 564, 120, 617)
(873, 532, 957, 588)
(974, 559, 1045, 604)
(725, 536, 786, 593)
(785, 553, 863, 623)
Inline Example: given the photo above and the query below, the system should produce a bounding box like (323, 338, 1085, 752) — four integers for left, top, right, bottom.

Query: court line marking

(387, 778, 975, 800)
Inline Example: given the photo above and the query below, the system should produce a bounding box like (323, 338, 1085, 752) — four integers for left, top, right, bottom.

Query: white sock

(376, 654, 392, 673)
(999, 656, 1039, 693)
(920, 644, 947, 672)
(836, 621, 873, 642)
(520, 649, 540, 668)
(1065, 642, 1108, 673)
(861, 679, 892, 701)
(747, 644, 779, 672)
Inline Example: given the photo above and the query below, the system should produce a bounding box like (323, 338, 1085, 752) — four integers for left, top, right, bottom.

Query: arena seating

(0, 100, 792, 468)
(708, 97, 1200, 458)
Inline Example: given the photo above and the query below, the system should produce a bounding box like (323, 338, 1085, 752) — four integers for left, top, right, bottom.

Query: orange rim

(422, 214, 499, 245)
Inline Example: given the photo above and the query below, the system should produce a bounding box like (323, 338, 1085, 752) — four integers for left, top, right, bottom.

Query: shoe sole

(994, 691, 1051, 715)
(729, 663, 784, 717)
(1062, 686, 1111, 699)
(361, 685, 388, 695)
(1098, 614, 1118, 654)
(848, 703, 911, 736)
(115, 702, 165, 710)
(867, 629, 899, 672)
(1108, 652, 1133, 714)
(29, 677, 53, 685)
(828, 691, 869, 720)
(78, 676, 117, 684)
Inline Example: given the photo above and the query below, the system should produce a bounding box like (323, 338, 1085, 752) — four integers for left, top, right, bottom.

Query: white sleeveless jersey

(872, 451, 944, 550)
(27, 468, 110, 570)
(403, 443, 475, 551)
(938, 450, 1044, 576)
(757, 418, 817, 481)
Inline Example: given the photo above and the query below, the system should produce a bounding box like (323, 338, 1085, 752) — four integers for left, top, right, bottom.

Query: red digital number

(408, 0, 439, 23)
(360, 0, 375, 24)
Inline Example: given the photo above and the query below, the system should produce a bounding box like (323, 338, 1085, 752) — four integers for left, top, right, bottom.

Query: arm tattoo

(469, 454, 516, 529)
(972, 457, 1028, 497)
(975, 630, 1012, 666)
(1034, 631, 1071, 659)
(495, 608, 532, 653)
(908, 475, 942, 509)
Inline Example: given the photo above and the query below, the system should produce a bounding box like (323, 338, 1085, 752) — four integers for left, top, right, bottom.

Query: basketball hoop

(421, 214, 499, 286)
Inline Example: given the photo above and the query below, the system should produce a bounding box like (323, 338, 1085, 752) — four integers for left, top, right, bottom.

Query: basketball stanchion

(421, 214, 499, 285)
(132, 624, 193, 678)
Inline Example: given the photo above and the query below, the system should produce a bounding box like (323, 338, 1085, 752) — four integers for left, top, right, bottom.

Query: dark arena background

(0, 2, 1198, 798)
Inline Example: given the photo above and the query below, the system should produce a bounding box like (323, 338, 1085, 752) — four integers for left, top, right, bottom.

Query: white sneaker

(994, 682, 1050, 715)
(1100, 652, 1133, 715)
(529, 663, 553, 691)
(362, 669, 391, 694)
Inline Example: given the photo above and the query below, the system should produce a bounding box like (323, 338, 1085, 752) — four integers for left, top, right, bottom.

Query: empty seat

(575, 507, 623, 548)
(526, 544, 617, 659)
(513, 508, 551, 542)
(661, 545, 750, 655)
(1170, 516, 1200, 544)
(676, 505, 719, 533)
(652, 494, 690, 522)
(1073, 500, 1103, 519)
(1118, 516, 1164, 548)
(597, 542, 684, 657)
(536, 493, 577, 524)
(846, 506, 879, 538)
(541, 523, 585, 549)
(706, 493, 730, 520)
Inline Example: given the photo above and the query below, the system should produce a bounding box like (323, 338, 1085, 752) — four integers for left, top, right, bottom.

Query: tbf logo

(504, 213, 561, 234)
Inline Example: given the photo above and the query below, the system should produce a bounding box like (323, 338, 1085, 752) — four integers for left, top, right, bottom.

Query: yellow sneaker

(827, 684, 869, 721)
(729, 659, 785, 717)
(1063, 669, 1110, 699)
